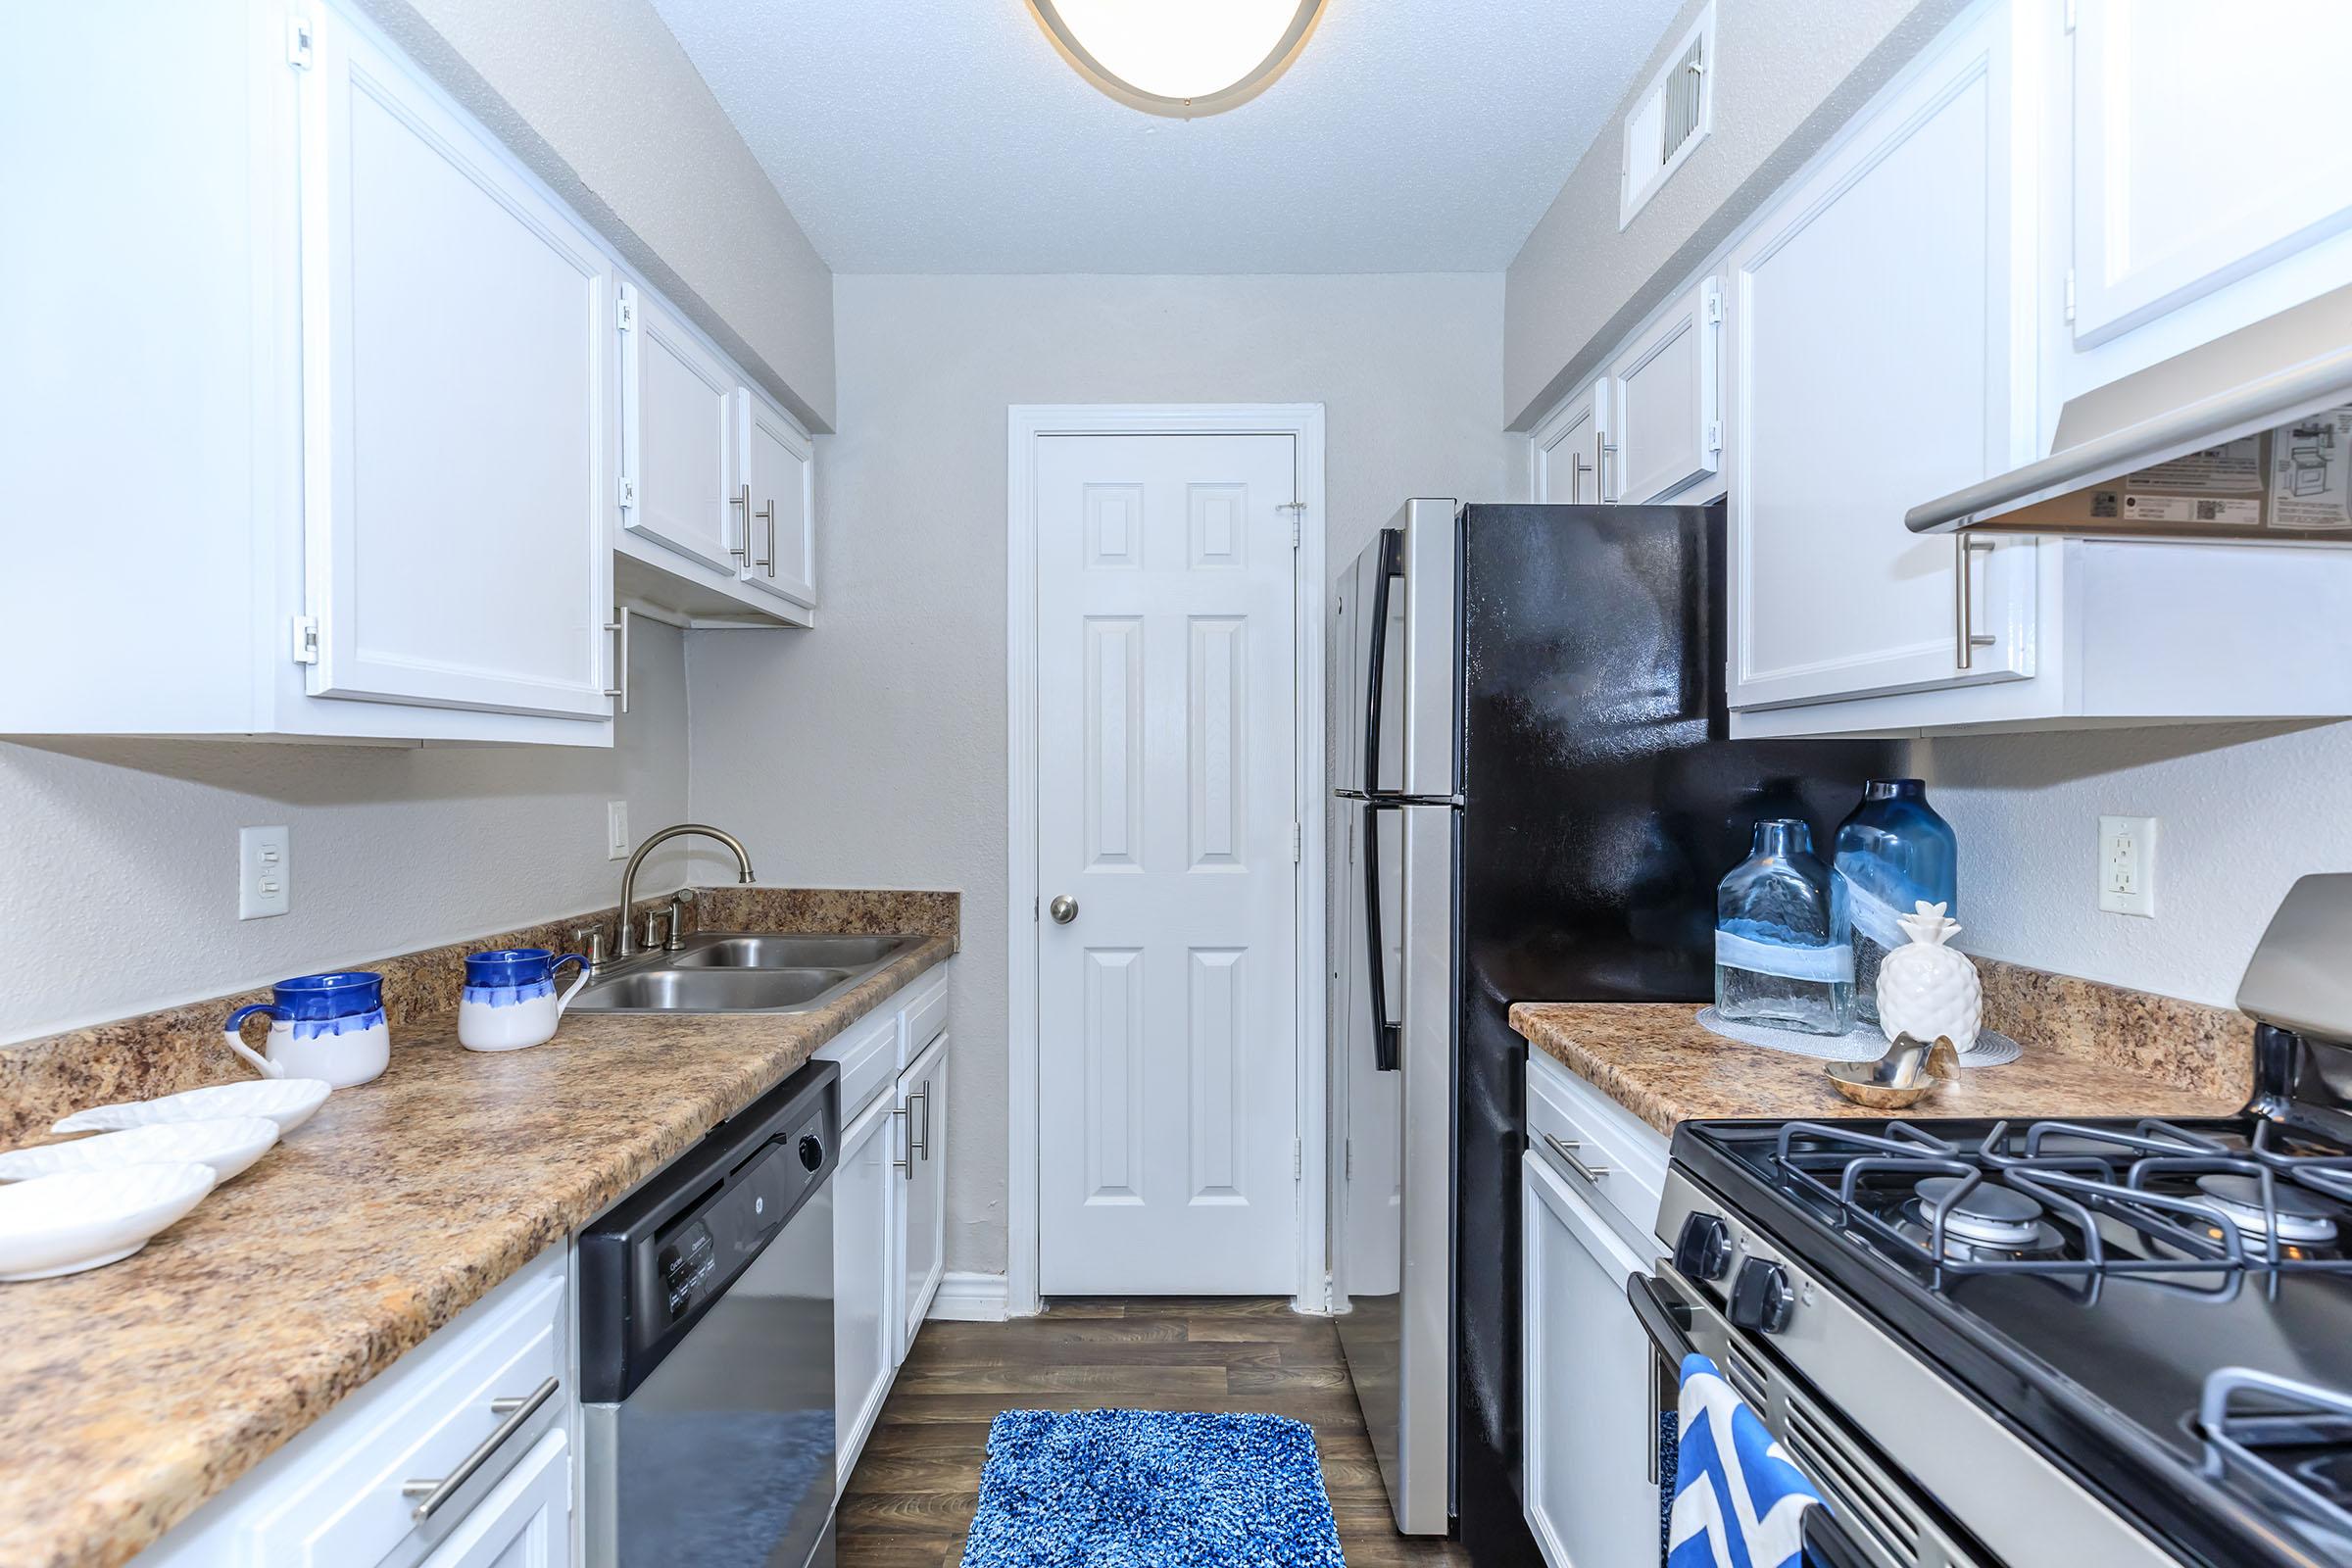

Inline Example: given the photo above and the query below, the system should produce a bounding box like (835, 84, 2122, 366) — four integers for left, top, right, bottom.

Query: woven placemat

(1694, 1006, 2021, 1066)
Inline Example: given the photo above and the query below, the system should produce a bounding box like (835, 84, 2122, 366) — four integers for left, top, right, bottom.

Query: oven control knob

(1674, 1213, 1734, 1282)
(798, 1135, 824, 1171)
(1729, 1259, 1795, 1335)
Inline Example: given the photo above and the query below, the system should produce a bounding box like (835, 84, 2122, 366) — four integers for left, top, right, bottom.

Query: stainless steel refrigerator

(1328, 500, 1895, 1561)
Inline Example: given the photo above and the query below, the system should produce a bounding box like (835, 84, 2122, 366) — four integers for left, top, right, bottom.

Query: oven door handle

(1628, 1271, 1698, 1363)
(1632, 1275, 1879, 1568)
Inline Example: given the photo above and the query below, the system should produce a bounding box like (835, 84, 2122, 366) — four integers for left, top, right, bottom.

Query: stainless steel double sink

(569, 932, 918, 1014)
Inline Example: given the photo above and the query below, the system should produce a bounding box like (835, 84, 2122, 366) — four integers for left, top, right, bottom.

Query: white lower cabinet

(417, 1431, 571, 1568)
(896, 1029, 952, 1356)
(1522, 1152, 1660, 1568)
(831, 1080, 901, 1496)
(139, 1247, 574, 1568)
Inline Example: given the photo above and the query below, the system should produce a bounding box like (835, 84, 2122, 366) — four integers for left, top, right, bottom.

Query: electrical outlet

(2098, 814, 2157, 917)
(607, 801, 630, 861)
(239, 825, 290, 919)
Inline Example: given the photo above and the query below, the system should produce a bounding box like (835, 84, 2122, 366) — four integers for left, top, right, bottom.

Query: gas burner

(2195, 1174, 2342, 1246)
(1916, 1176, 2063, 1251)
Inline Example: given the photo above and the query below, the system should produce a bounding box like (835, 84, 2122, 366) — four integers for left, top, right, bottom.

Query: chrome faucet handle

(571, 923, 611, 973)
(641, 909, 670, 951)
(665, 890, 695, 951)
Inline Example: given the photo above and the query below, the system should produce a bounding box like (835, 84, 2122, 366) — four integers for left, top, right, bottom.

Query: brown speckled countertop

(0, 933, 951, 1568)
(1510, 982, 2254, 1140)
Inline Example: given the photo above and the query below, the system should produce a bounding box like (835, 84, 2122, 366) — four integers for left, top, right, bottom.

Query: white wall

(1928, 721, 2352, 1006)
(0, 623, 692, 1044)
(686, 272, 1514, 1274)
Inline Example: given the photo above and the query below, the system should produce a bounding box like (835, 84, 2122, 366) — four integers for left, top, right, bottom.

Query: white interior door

(1036, 431, 1302, 1297)
(300, 6, 611, 721)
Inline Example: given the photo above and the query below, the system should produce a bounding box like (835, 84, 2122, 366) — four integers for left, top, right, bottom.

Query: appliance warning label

(2268, 405, 2352, 530)
(2118, 436, 2263, 528)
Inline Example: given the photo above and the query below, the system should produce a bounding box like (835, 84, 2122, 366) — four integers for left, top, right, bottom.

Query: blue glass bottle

(1715, 819, 1852, 1036)
(1832, 779, 1958, 1026)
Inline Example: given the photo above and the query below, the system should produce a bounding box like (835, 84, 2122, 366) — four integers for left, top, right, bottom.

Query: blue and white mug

(458, 949, 589, 1054)
(222, 971, 391, 1088)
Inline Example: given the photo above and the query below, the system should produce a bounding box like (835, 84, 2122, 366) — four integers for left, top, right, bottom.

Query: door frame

(1005, 404, 1329, 1317)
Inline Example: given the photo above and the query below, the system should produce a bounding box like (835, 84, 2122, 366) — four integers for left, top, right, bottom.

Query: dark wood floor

(838, 1298, 1473, 1567)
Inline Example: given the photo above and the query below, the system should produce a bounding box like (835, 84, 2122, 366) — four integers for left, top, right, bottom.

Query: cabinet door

(2071, 1, 2352, 347)
(832, 1087, 899, 1497)
(620, 286, 741, 575)
(1607, 278, 1722, 504)
(416, 1429, 570, 1568)
(299, 8, 612, 722)
(738, 391, 817, 610)
(1725, 9, 2035, 711)
(1530, 377, 1608, 504)
(895, 1032, 949, 1360)
(1522, 1153, 1657, 1568)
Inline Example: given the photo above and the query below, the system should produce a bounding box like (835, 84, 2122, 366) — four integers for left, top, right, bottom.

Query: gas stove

(1638, 875, 2352, 1568)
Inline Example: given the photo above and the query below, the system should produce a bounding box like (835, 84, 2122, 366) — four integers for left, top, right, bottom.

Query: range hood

(1908, 282, 2352, 544)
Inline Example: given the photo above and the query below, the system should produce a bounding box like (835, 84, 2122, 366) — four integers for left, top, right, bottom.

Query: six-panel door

(1034, 431, 1302, 1297)
(739, 390, 818, 610)
(299, 6, 613, 722)
(1522, 1152, 1659, 1568)
(1725, 5, 2036, 711)
(622, 286, 743, 575)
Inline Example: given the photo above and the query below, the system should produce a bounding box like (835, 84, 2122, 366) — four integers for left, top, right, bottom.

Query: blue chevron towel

(1668, 1352, 1823, 1568)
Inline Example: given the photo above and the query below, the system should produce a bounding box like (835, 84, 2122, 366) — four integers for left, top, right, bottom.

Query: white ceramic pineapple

(1876, 901, 1980, 1052)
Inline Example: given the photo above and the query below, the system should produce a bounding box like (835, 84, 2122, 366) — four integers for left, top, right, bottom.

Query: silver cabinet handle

(1542, 1132, 1610, 1183)
(1048, 895, 1078, 925)
(893, 1105, 910, 1176)
(728, 488, 750, 561)
(908, 1088, 930, 1165)
(400, 1376, 558, 1522)
(758, 498, 776, 578)
(1953, 535, 1997, 670)
(1570, 454, 1592, 504)
(745, 484, 768, 571)
(602, 606, 629, 714)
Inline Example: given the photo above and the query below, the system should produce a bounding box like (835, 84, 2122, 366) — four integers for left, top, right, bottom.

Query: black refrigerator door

(1448, 503, 1900, 1568)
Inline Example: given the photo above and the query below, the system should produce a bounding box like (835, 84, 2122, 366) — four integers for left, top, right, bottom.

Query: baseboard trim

(927, 1270, 1010, 1322)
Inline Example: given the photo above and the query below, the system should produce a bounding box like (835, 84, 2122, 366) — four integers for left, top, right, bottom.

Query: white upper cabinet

(300, 7, 613, 723)
(1725, 5, 2036, 713)
(1530, 377, 1607, 505)
(619, 284, 743, 577)
(1607, 277, 1723, 504)
(2069, 0, 2352, 349)
(738, 390, 818, 610)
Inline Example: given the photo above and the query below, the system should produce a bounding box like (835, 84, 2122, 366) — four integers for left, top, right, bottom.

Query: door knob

(1049, 895, 1079, 925)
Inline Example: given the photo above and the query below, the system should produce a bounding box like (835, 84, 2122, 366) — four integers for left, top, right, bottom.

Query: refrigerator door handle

(1363, 801, 1401, 1072)
(1362, 528, 1404, 797)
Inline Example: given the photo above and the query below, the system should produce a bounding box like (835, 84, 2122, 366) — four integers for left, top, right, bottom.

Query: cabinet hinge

(285, 13, 314, 69)
(290, 614, 319, 664)
(1702, 278, 1724, 325)
(615, 286, 636, 331)
(1294, 1139, 1303, 1181)
(1291, 821, 1302, 862)
(2063, 268, 2077, 323)
(618, 475, 638, 511)
(2063, 0, 2077, 32)
(1705, 419, 1723, 456)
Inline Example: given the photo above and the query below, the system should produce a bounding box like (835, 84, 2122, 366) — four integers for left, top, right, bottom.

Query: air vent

(1620, 4, 1716, 229)
(1785, 1396, 1922, 1562)
(1724, 1342, 1770, 1410)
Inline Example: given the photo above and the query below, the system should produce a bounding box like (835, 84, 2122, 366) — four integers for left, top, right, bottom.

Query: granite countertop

(0, 935, 952, 1568)
(1509, 998, 2254, 1140)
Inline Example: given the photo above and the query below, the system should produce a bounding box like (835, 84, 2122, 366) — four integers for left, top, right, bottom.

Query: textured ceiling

(645, 0, 1687, 272)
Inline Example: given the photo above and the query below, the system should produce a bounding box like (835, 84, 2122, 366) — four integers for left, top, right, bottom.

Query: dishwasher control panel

(577, 1057, 839, 1402)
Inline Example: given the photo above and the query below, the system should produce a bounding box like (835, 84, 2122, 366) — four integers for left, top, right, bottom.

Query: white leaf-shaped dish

(0, 1163, 218, 1281)
(54, 1079, 331, 1137)
(0, 1117, 281, 1184)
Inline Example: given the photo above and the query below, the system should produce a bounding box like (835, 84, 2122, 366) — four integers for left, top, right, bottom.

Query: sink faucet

(615, 823, 756, 958)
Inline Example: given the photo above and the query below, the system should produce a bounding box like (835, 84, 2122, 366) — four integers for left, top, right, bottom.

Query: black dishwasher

(579, 1059, 839, 1568)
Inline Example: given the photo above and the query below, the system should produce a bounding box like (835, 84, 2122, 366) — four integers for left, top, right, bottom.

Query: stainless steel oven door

(1627, 1267, 1979, 1568)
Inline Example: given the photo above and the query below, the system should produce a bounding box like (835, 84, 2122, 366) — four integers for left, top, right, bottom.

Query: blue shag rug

(961, 1408, 1348, 1568)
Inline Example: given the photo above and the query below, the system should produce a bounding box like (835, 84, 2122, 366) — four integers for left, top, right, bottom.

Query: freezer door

(1395, 500, 1460, 800)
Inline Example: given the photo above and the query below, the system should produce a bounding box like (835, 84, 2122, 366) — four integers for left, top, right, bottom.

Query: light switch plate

(607, 801, 630, 861)
(2098, 814, 2157, 917)
(239, 825, 290, 920)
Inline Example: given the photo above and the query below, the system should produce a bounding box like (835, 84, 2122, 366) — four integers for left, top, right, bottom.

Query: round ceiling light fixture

(1028, 0, 1328, 118)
